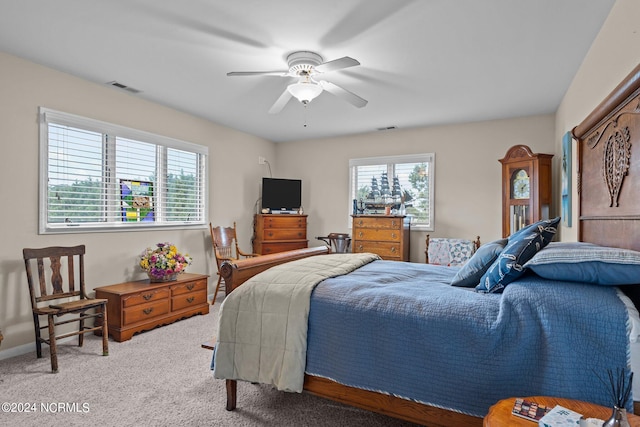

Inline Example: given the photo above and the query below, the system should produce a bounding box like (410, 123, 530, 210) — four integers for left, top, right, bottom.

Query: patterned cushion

(451, 238, 508, 287)
(476, 217, 560, 293)
(428, 238, 476, 267)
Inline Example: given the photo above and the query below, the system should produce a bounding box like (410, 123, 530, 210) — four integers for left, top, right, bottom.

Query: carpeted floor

(0, 300, 419, 426)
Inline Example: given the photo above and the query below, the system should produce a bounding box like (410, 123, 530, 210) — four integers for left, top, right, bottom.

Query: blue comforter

(306, 260, 632, 417)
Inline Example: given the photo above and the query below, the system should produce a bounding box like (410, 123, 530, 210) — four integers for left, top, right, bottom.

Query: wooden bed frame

(217, 63, 640, 427)
(571, 63, 640, 252)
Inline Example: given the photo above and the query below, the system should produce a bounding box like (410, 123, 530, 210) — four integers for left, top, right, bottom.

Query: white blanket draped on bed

(212, 252, 379, 392)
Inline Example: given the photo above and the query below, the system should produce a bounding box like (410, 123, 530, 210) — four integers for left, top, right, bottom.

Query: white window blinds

(349, 154, 434, 230)
(39, 108, 208, 233)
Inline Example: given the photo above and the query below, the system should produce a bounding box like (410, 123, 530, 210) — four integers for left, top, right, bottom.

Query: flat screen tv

(261, 178, 302, 212)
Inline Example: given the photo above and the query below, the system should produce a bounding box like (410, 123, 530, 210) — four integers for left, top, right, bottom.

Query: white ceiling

(0, 0, 616, 142)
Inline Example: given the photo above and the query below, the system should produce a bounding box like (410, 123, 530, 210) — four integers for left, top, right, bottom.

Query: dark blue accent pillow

(476, 217, 560, 293)
(450, 239, 508, 287)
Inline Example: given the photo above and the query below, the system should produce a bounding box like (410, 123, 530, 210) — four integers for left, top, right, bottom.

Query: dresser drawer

(253, 214, 308, 255)
(260, 241, 308, 254)
(172, 291, 208, 311)
(263, 216, 306, 228)
(171, 279, 207, 296)
(123, 299, 170, 325)
(353, 228, 403, 242)
(352, 216, 403, 229)
(122, 288, 170, 308)
(261, 228, 307, 240)
(352, 240, 403, 259)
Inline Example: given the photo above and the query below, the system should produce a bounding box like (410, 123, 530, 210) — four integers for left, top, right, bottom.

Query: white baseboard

(0, 336, 76, 361)
(0, 296, 218, 360)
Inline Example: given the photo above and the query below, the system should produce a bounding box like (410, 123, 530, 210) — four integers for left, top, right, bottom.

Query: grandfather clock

(500, 145, 553, 238)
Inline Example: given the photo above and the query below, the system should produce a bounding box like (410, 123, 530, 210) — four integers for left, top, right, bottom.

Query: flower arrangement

(139, 242, 192, 281)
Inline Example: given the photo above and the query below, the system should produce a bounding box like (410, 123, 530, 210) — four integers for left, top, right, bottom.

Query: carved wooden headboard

(571, 63, 640, 251)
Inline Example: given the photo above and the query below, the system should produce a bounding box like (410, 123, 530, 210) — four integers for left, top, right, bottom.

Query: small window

(39, 108, 208, 233)
(349, 154, 434, 230)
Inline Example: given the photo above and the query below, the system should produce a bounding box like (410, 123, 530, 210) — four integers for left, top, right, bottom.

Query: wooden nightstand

(484, 396, 640, 426)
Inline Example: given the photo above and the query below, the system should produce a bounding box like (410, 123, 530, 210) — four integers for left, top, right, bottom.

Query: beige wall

(276, 114, 556, 260)
(555, 0, 640, 241)
(0, 51, 276, 354)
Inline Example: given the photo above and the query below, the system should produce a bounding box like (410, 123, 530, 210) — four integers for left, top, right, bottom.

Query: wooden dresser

(352, 215, 410, 261)
(94, 273, 209, 342)
(253, 214, 308, 255)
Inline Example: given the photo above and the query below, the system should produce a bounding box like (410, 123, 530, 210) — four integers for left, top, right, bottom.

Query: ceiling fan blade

(227, 70, 288, 77)
(268, 88, 293, 114)
(315, 56, 360, 73)
(318, 81, 368, 108)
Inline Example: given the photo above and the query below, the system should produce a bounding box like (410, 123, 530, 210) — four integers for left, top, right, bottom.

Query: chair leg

(33, 313, 42, 359)
(47, 315, 58, 373)
(78, 312, 84, 347)
(101, 305, 109, 356)
(211, 275, 222, 305)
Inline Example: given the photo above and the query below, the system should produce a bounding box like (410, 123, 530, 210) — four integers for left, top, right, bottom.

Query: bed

(211, 62, 640, 427)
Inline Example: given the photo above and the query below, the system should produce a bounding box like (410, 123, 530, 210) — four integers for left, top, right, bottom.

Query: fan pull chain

(303, 104, 308, 128)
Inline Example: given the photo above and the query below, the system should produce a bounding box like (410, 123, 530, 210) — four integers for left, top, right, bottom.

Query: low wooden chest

(94, 273, 209, 342)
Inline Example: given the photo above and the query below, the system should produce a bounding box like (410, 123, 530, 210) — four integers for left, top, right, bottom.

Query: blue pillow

(476, 217, 560, 293)
(524, 242, 640, 285)
(450, 239, 508, 287)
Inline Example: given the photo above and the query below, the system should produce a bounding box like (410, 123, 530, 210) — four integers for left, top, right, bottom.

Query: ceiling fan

(227, 51, 368, 114)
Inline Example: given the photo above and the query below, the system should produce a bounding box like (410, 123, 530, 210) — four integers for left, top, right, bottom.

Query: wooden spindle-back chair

(209, 222, 259, 305)
(22, 245, 109, 372)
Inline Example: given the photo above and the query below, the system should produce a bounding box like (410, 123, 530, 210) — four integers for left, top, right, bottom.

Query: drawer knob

(391, 220, 397, 227)
(186, 297, 195, 303)
(358, 231, 363, 238)
(358, 245, 364, 251)
(186, 283, 195, 291)
(358, 220, 363, 226)
(391, 247, 397, 253)
(143, 307, 154, 315)
(142, 293, 153, 301)
(391, 233, 397, 239)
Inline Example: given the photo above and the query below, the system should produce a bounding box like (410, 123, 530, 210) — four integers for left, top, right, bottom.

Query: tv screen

(262, 178, 302, 212)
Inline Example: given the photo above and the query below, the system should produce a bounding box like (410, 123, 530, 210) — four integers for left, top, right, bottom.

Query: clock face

(512, 169, 530, 199)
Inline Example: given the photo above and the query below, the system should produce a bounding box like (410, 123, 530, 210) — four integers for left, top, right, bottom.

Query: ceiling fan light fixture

(287, 81, 323, 104)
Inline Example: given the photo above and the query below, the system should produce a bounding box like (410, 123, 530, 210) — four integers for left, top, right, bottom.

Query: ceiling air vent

(106, 81, 142, 94)
(376, 126, 397, 131)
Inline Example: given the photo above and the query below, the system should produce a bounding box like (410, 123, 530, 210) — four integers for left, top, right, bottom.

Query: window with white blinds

(349, 154, 434, 230)
(39, 108, 208, 233)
